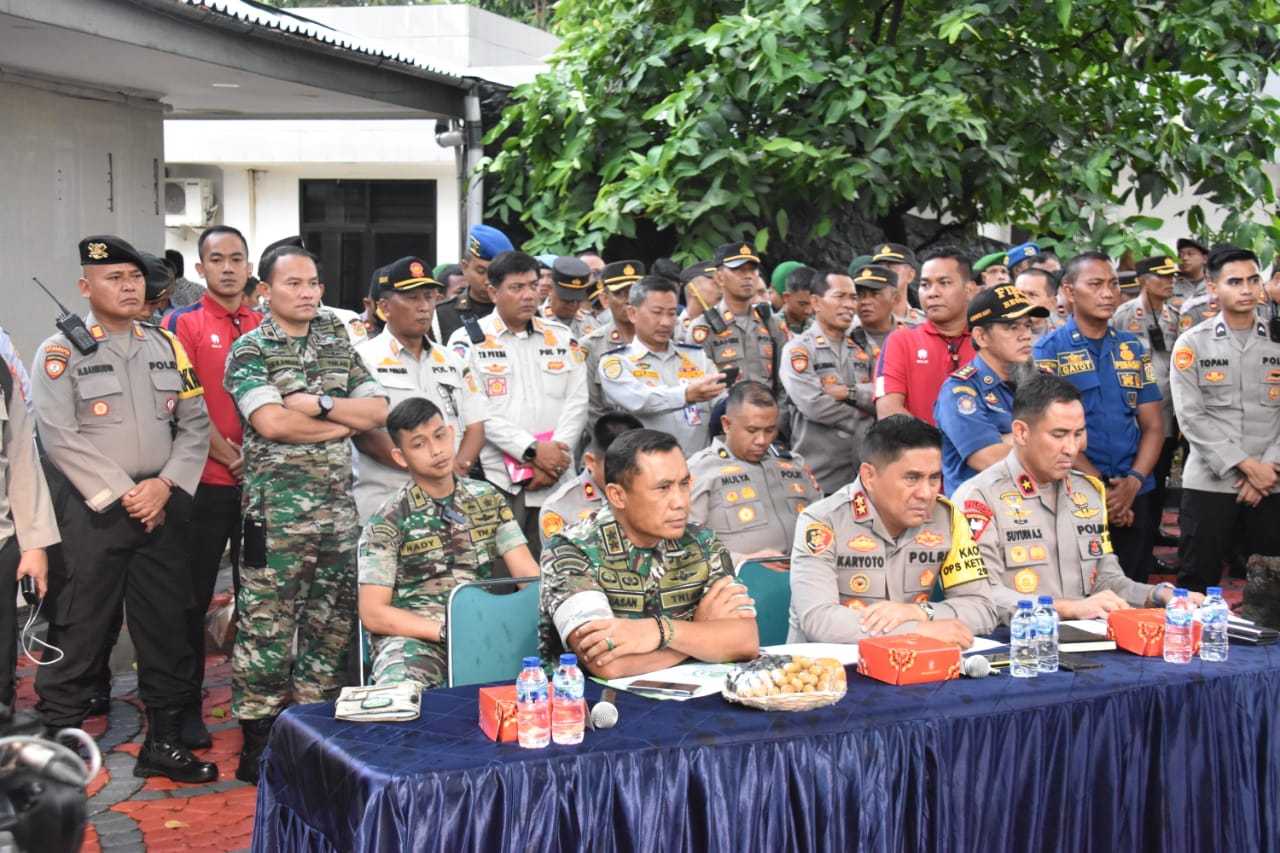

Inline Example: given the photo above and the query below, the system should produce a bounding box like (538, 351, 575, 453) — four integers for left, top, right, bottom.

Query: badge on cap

(87, 242, 109, 261)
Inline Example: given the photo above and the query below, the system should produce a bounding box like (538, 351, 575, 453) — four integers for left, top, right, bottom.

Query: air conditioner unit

(164, 178, 216, 228)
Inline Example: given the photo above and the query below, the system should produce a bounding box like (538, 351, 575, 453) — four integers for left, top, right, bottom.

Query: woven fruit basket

(722, 654, 847, 711)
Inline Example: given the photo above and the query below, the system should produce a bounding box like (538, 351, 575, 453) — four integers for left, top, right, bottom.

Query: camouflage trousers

(232, 522, 357, 719)
(370, 636, 447, 690)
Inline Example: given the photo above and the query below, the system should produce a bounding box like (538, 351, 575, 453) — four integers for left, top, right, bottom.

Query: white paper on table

(599, 661, 735, 701)
(1058, 618, 1109, 636)
(964, 636, 1008, 655)
(761, 642, 860, 666)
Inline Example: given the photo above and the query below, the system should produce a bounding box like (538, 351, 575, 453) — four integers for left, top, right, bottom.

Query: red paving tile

(113, 787, 256, 851)
(80, 822, 101, 853)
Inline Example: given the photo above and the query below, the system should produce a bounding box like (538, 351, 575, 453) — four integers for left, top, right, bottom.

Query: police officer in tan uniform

(32, 235, 216, 783)
(539, 412, 641, 548)
(689, 242, 789, 397)
(1170, 246, 1280, 591)
(581, 261, 644, 431)
(953, 374, 1182, 624)
(779, 268, 881, 494)
(688, 382, 822, 560)
(788, 416, 998, 647)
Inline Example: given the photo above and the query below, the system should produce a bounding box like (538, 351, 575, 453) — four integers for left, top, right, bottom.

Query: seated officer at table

(953, 373, 1195, 624)
(539, 429, 760, 678)
(357, 398, 539, 688)
(788, 416, 998, 648)
(688, 381, 823, 561)
(538, 411, 642, 548)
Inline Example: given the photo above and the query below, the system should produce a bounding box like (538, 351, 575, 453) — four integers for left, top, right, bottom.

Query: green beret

(771, 260, 803, 294)
(973, 251, 1008, 273)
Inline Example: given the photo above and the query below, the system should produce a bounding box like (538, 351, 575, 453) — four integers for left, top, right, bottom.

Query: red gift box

(1107, 608, 1202, 657)
(857, 634, 962, 685)
(478, 685, 519, 742)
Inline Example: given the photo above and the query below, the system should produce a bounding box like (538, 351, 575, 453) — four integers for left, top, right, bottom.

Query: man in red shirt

(874, 249, 977, 424)
(165, 225, 262, 748)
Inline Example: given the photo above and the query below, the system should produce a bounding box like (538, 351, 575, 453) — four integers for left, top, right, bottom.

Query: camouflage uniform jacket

(225, 311, 385, 526)
(358, 476, 525, 624)
(538, 505, 734, 659)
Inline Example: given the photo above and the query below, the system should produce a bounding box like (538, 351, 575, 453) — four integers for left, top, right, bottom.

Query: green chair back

(446, 577, 542, 687)
(738, 558, 791, 646)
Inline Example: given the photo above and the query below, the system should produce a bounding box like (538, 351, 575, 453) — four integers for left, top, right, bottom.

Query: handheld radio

(32, 277, 97, 355)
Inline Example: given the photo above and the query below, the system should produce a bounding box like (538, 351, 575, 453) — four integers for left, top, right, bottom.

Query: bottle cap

(1206, 586, 1222, 596)
(522, 656, 541, 668)
(1017, 599, 1032, 609)
(559, 653, 578, 666)
(1037, 595, 1053, 605)
(1173, 588, 1188, 598)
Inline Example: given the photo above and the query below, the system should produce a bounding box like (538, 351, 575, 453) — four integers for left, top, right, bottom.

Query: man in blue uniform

(1033, 252, 1164, 582)
(935, 286, 1048, 495)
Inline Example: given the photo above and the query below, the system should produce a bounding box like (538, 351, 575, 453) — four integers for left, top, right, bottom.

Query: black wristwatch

(521, 442, 537, 463)
(316, 394, 335, 419)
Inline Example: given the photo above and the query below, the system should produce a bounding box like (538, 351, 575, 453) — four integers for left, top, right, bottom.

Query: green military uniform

(358, 477, 525, 687)
(539, 505, 734, 660)
(225, 311, 386, 718)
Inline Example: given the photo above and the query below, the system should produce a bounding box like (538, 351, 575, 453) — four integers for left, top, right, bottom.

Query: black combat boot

(179, 701, 212, 750)
(134, 707, 218, 783)
(235, 717, 276, 785)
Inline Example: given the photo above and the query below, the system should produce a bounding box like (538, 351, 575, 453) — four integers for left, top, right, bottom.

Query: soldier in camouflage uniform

(224, 245, 388, 783)
(539, 429, 759, 678)
(358, 398, 538, 688)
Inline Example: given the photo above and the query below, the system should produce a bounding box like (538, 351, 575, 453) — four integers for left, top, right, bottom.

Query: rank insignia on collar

(600, 521, 627, 557)
(1016, 473, 1037, 497)
(852, 491, 871, 520)
(717, 447, 730, 459)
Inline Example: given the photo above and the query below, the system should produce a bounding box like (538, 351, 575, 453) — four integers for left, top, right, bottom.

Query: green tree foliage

(484, 0, 1280, 264)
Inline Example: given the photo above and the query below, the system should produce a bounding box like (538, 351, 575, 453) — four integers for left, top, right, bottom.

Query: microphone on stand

(589, 689, 618, 730)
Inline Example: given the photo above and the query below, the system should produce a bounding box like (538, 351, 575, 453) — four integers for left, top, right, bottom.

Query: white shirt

(448, 313, 588, 505)
(352, 329, 488, 520)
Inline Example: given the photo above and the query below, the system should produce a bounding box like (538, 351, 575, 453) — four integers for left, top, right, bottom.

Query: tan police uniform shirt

(952, 452, 1158, 623)
(353, 329, 489, 521)
(32, 313, 209, 511)
(779, 324, 874, 494)
(0, 345, 58, 549)
(598, 338, 716, 455)
(1112, 292, 1180, 436)
(689, 300, 789, 389)
(1170, 316, 1280, 494)
(688, 439, 822, 559)
(448, 313, 588, 507)
(787, 479, 998, 643)
(537, 470, 604, 549)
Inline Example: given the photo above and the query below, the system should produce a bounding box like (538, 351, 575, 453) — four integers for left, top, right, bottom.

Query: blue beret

(1006, 242, 1040, 267)
(467, 224, 514, 261)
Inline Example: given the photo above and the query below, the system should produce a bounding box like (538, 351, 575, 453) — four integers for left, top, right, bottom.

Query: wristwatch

(521, 443, 538, 463)
(438, 622, 448, 644)
(316, 394, 335, 419)
(919, 602, 936, 621)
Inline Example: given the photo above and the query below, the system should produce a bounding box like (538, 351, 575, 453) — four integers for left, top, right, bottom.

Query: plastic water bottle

(551, 653, 586, 745)
(515, 657, 550, 748)
(1010, 600, 1039, 678)
(1163, 588, 1194, 664)
(1198, 586, 1229, 662)
(1034, 595, 1059, 673)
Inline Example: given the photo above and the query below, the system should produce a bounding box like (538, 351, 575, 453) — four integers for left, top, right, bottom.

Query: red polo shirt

(166, 294, 262, 486)
(874, 320, 975, 424)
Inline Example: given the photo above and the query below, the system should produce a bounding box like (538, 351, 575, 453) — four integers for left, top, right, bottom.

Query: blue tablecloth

(253, 645, 1280, 852)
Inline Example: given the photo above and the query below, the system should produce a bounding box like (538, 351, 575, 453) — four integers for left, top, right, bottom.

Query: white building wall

(164, 119, 459, 281)
(0, 78, 164, 360)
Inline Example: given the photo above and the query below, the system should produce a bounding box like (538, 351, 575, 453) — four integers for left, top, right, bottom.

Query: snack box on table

(857, 634, 962, 685)
(478, 684, 519, 742)
(1107, 608, 1201, 657)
